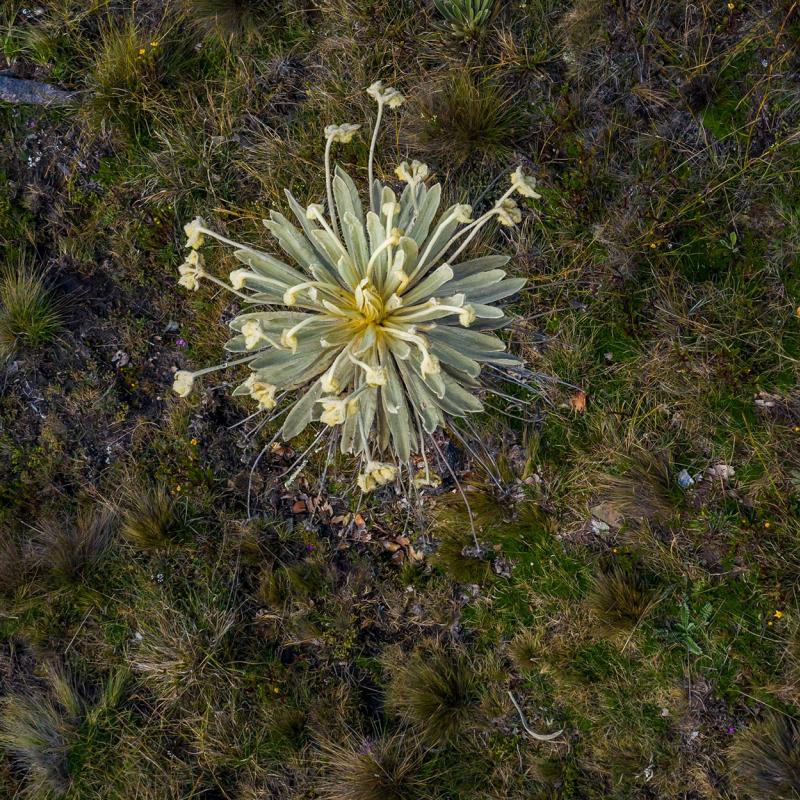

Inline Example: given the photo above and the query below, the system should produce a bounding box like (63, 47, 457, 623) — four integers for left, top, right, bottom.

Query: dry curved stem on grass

(507, 690, 564, 742)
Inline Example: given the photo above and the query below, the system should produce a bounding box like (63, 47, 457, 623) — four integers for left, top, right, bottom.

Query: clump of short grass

(131, 590, 237, 708)
(729, 713, 800, 798)
(402, 73, 527, 169)
(0, 266, 63, 361)
(431, 527, 494, 584)
(257, 557, 331, 607)
(84, 16, 203, 138)
(595, 449, 679, 525)
(183, 0, 286, 38)
(0, 536, 29, 596)
(120, 484, 187, 549)
(0, 662, 84, 798)
(317, 733, 429, 800)
(32, 506, 116, 583)
(429, 486, 512, 584)
(508, 629, 542, 672)
(386, 641, 485, 745)
(586, 557, 661, 634)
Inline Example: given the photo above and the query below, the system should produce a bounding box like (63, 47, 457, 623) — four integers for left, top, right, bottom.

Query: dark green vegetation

(1, 0, 799, 797)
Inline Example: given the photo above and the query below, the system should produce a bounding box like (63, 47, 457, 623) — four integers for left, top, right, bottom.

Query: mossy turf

(2, 0, 800, 798)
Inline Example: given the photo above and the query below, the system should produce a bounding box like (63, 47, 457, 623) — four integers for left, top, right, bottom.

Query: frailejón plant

(174, 80, 539, 492)
(435, 0, 495, 40)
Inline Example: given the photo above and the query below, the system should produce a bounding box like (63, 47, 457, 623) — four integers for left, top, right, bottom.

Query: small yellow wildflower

(727, 2, 734, 8)
(190, 438, 199, 446)
(764, 521, 772, 529)
(273, 686, 280, 694)
(138, 48, 146, 55)
(774, 610, 784, 619)
(150, 40, 159, 47)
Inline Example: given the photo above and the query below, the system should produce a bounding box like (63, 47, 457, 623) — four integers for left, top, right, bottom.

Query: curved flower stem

(391, 302, 466, 323)
(190, 354, 259, 379)
(324, 136, 338, 238)
(284, 315, 319, 345)
(357, 407, 372, 463)
(415, 209, 460, 271)
(308, 208, 349, 257)
(197, 226, 249, 251)
(445, 213, 499, 264)
(368, 101, 384, 214)
(381, 324, 430, 358)
(365, 235, 395, 279)
(428, 186, 517, 268)
(507, 691, 563, 742)
(203, 273, 251, 300)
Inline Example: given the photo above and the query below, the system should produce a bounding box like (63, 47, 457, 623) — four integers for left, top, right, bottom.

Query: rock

(589, 502, 623, 528)
(0, 75, 76, 106)
(708, 464, 735, 482)
(677, 469, 694, 489)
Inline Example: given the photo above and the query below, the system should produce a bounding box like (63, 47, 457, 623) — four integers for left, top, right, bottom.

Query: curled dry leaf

(570, 390, 587, 412)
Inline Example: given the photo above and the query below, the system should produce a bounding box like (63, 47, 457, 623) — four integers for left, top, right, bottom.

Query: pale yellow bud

(319, 397, 348, 426)
(172, 370, 194, 397)
(183, 217, 205, 249)
(324, 123, 361, 144)
(510, 166, 542, 199)
(242, 319, 267, 350)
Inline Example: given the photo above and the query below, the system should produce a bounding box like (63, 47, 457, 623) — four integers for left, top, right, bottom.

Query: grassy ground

(1, 0, 800, 797)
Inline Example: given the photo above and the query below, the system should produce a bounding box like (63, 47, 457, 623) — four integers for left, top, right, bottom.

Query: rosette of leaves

(173, 80, 540, 492)
(434, 0, 495, 41)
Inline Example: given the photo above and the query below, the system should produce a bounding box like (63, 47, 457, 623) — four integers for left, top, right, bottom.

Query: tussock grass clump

(431, 528, 494, 584)
(508, 629, 542, 672)
(387, 641, 484, 745)
(120, 485, 187, 550)
(32, 506, 116, 583)
(402, 73, 527, 169)
(85, 17, 203, 138)
(595, 449, 679, 525)
(586, 558, 661, 634)
(0, 266, 63, 361)
(317, 733, 429, 800)
(0, 536, 29, 596)
(0, 662, 84, 798)
(429, 486, 519, 584)
(729, 714, 800, 798)
(183, 0, 289, 38)
(557, 0, 607, 65)
(257, 557, 331, 607)
(132, 591, 237, 708)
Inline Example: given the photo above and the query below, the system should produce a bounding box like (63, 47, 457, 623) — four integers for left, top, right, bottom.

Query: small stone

(591, 518, 610, 534)
(709, 464, 735, 482)
(677, 469, 694, 489)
